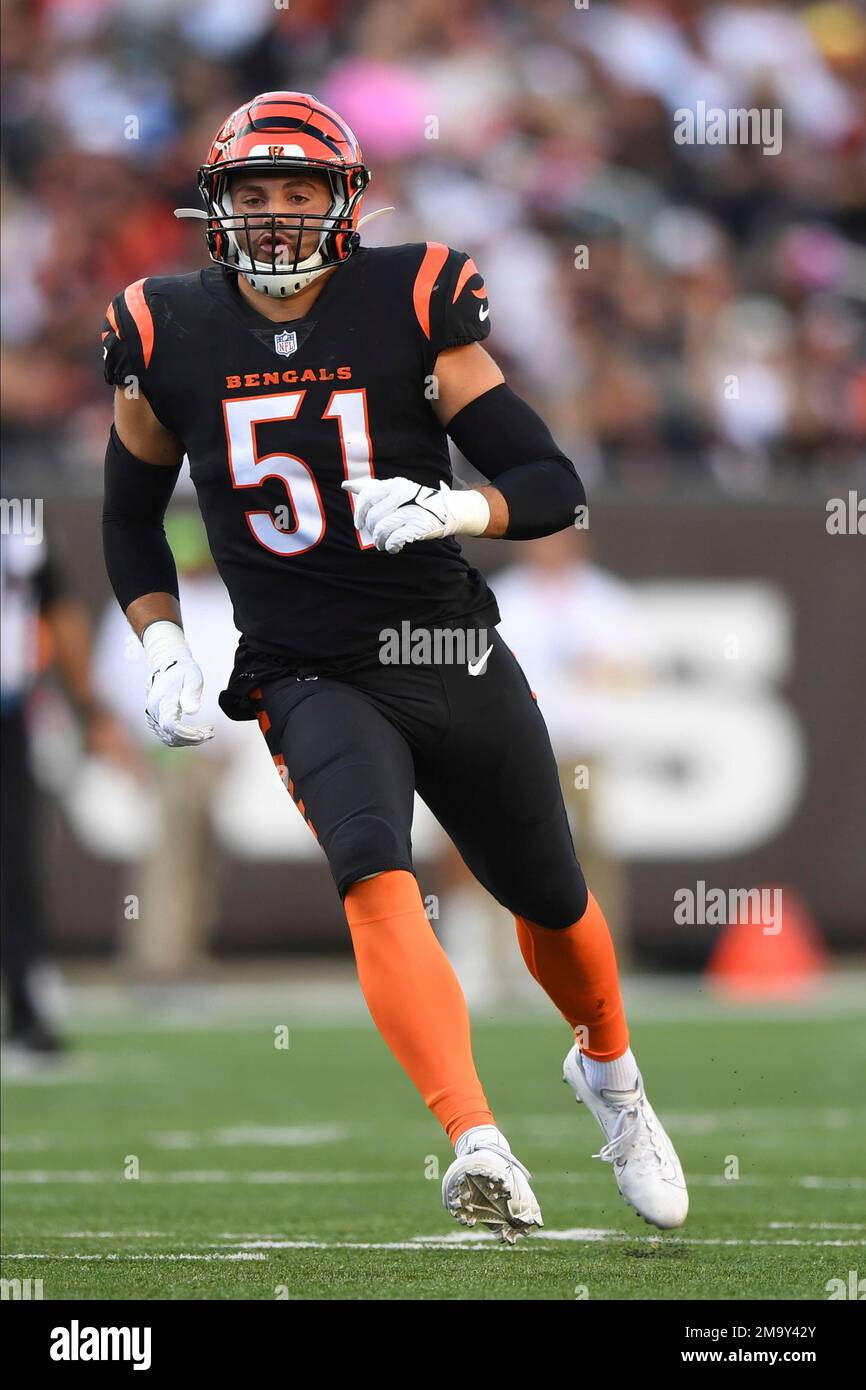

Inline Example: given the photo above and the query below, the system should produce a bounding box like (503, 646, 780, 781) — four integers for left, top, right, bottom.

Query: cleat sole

(445, 1169, 539, 1244)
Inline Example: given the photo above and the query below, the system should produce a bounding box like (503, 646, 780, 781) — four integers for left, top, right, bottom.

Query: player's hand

(142, 621, 214, 748)
(342, 476, 489, 555)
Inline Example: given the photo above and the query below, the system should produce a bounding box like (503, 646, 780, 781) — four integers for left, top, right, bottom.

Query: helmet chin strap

(243, 255, 330, 299)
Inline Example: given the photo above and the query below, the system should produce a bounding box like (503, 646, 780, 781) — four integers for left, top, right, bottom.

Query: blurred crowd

(2, 0, 865, 498)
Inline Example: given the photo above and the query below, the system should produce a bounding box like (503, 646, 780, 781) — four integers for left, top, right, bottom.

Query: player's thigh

(415, 633, 587, 928)
(253, 677, 417, 898)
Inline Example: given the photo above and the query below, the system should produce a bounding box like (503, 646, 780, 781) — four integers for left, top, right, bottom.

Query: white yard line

(59, 1231, 169, 1238)
(3, 1168, 865, 1189)
(4, 1234, 865, 1258)
(35, 1223, 866, 1245)
(0, 1169, 395, 1184)
(1, 1252, 266, 1261)
(0, 1057, 164, 1085)
(208, 1233, 866, 1249)
(767, 1222, 865, 1230)
(147, 1124, 348, 1149)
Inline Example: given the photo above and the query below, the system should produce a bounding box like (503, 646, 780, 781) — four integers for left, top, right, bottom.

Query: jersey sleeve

(101, 278, 177, 433)
(412, 244, 491, 364)
(101, 280, 153, 389)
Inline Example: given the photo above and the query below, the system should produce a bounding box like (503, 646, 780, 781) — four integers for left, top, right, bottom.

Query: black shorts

(247, 627, 588, 930)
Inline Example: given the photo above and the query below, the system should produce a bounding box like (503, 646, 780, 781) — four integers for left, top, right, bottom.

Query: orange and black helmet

(194, 91, 371, 298)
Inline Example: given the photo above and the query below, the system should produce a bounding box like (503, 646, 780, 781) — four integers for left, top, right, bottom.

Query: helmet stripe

(233, 117, 344, 159)
(248, 93, 360, 154)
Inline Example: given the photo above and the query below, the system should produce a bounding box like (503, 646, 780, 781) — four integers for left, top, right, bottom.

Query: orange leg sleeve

(514, 891, 630, 1060)
(344, 869, 495, 1144)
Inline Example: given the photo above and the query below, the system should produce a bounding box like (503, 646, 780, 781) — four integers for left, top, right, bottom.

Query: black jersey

(102, 243, 501, 714)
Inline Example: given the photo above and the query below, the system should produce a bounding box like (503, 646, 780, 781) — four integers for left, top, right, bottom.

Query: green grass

(3, 1011, 865, 1300)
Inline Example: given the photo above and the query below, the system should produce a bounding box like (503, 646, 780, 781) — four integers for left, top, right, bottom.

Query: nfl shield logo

(274, 330, 298, 358)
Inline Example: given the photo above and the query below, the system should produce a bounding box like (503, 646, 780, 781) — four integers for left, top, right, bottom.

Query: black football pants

(252, 627, 588, 930)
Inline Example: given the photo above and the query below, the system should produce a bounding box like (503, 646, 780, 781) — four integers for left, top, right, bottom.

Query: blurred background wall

(2, 0, 864, 972)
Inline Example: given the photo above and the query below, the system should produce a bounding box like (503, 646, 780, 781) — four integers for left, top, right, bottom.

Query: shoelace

(592, 1101, 667, 1175)
(461, 1139, 533, 1181)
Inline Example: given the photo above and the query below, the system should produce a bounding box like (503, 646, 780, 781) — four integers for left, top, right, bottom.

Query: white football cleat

(562, 1044, 688, 1229)
(441, 1126, 544, 1245)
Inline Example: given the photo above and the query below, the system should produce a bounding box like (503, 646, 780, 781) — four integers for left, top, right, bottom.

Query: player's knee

(329, 812, 412, 889)
(515, 866, 589, 930)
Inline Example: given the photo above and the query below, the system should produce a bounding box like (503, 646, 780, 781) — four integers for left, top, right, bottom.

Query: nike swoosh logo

(468, 644, 493, 676)
(478, 305, 490, 321)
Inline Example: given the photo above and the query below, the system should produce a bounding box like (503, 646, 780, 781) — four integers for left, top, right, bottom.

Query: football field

(3, 984, 865, 1302)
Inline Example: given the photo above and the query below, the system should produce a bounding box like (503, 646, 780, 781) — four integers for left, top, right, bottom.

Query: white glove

(342, 476, 489, 555)
(142, 620, 214, 748)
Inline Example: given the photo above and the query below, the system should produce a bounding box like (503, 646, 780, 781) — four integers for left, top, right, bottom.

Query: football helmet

(188, 91, 371, 298)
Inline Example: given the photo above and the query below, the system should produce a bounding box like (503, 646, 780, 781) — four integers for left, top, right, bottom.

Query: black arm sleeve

(102, 424, 181, 611)
(446, 383, 586, 540)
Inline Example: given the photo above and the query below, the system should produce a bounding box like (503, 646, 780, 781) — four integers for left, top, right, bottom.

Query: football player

(101, 92, 687, 1241)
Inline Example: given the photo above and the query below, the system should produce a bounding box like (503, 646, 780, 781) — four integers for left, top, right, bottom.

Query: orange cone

(706, 884, 826, 1000)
